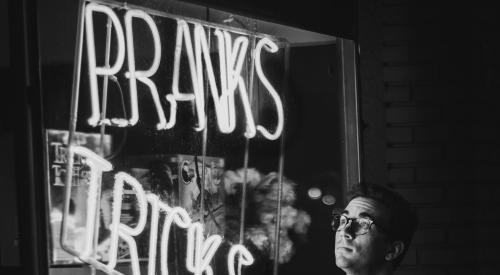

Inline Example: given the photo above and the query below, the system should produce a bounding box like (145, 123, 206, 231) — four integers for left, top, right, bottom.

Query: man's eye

(357, 219, 372, 228)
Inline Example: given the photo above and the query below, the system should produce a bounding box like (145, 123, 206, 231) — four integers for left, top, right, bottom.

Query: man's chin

(335, 247, 356, 266)
(335, 254, 354, 270)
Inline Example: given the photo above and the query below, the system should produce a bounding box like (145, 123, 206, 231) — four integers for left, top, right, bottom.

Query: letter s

(254, 38, 284, 140)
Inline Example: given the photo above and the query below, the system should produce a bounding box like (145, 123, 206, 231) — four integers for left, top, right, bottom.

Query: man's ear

(385, 241, 405, 261)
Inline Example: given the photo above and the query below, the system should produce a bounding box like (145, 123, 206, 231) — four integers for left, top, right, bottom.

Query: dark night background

(2, 0, 500, 274)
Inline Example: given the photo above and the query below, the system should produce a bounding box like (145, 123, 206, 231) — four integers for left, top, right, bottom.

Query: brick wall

(360, 1, 500, 274)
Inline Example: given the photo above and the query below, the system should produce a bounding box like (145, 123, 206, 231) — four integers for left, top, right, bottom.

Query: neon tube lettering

(160, 204, 192, 275)
(221, 31, 257, 138)
(227, 244, 254, 275)
(186, 222, 223, 275)
(82, 4, 284, 139)
(146, 194, 160, 275)
(214, 30, 256, 135)
(84, 3, 125, 127)
(64, 148, 254, 275)
(194, 24, 229, 133)
(166, 20, 206, 130)
(214, 29, 230, 131)
(106, 172, 148, 275)
(124, 10, 167, 130)
(70, 146, 113, 259)
(254, 38, 284, 140)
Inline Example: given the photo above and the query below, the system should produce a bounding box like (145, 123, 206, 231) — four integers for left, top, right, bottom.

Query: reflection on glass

(39, 1, 347, 275)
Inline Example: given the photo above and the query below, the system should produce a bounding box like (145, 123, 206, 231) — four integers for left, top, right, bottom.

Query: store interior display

(38, 1, 348, 274)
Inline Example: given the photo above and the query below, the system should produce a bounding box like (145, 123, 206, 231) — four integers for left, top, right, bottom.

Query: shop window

(38, 1, 359, 275)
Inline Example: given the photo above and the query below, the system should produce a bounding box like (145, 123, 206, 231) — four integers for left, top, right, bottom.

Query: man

(332, 184, 418, 275)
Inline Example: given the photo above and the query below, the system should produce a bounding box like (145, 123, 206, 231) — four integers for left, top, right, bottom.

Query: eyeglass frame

(331, 210, 390, 236)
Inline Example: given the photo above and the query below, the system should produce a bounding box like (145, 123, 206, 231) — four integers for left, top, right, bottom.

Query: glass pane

(39, 1, 353, 275)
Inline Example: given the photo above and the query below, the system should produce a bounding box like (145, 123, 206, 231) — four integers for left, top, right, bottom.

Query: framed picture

(45, 129, 112, 264)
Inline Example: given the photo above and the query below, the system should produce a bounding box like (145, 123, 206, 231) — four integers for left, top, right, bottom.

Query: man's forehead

(344, 197, 388, 219)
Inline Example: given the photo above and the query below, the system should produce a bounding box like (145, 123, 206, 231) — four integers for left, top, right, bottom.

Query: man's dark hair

(347, 183, 418, 269)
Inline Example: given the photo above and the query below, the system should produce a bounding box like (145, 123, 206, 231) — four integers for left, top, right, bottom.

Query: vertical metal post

(90, 15, 113, 275)
(60, 0, 86, 257)
(272, 43, 289, 275)
(338, 38, 361, 199)
(239, 35, 257, 245)
(199, 24, 211, 227)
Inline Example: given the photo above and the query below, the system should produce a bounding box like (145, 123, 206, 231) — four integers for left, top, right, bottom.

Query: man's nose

(338, 220, 354, 240)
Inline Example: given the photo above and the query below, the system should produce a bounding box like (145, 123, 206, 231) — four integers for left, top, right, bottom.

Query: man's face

(334, 197, 390, 273)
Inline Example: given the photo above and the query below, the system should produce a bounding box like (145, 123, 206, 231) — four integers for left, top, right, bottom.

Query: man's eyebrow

(358, 212, 375, 220)
(342, 210, 349, 215)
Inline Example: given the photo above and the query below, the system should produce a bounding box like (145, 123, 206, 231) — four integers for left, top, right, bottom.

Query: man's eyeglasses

(332, 211, 385, 236)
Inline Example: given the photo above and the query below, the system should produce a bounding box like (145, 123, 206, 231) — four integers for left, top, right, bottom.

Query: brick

(444, 186, 471, 204)
(444, 143, 476, 162)
(395, 268, 445, 275)
(385, 85, 411, 102)
(382, 46, 409, 62)
(447, 227, 472, 245)
(446, 267, 481, 275)
(380, 0, 410, 5)
(475, 144, 499, 162)
(384, 65, 439, 82)
(419, 248, 475, 265)
(411, 85, 442, 101)
(476, 165, 500, 181)
(409, 7, 441, 24)
(413, 125, 448, 143)
(389, 167, 414, 183)
(474, 208, 500, 223)
(447, 184, 500, 205)
(378, 6, 409, 24)
(486, 67, 500, 89)
(395, 187, 442, 204)
(448, 266, 500, 275)
(400, 248, 417, 265)
(474, 165, 500, 181)
(408, 45, 441, 63)
(419, 207, 500, 225)
(444, 164, 474, 182)
(411, 27, 443, 48)
(444, 143, 500, 163)
(443, 102, 494, 124)
(384, 23, 443, 45)
(383, 26, 415, 44)
(477, 267, 500, 275)
(0, 1, 9, 69)
(418, 207, 452, 224)
(387, 127, 412, 143)
(415, 167, 444, 182)
(386, 146, 443, 163)
(412, 228, 445, 245)
(448, 85, 484, 102)
(475, 184, 500, 204)
(483, 43, 500, 65)
(474, 247, 500, 264)
(416, 164, 474, 183)
(476, 104, 500, 123)
(448, 227, 500, 245)
(462, 126, 500, 142)
(439, 60, 483, 85)
(386, 106, 441, 123)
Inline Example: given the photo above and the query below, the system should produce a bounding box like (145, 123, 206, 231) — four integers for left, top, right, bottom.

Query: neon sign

(60, 2, 291, 273)
(68, 145, 254, 275)
(84, 3, 284, 140)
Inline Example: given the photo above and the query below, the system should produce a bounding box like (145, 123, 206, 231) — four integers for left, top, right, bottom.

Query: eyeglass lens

(334, 215, 371, 235)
